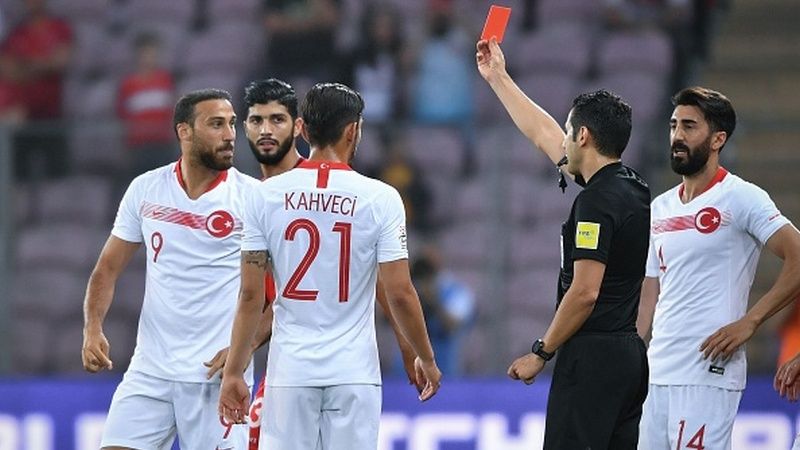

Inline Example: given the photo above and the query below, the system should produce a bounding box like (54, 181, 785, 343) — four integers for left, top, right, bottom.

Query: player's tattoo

(243, 250, 268, 270)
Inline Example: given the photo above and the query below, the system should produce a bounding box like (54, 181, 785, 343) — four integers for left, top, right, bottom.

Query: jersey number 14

(283, 218, 352, 302)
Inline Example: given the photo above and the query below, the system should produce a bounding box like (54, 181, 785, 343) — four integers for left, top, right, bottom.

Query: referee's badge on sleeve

(576, 222, 600, 250)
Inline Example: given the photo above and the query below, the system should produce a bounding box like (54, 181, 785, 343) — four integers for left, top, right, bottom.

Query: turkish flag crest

(694, 207, 722, 234)
(206, 210, 235, 238)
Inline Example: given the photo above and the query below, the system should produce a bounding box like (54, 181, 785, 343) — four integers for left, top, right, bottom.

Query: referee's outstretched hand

(476, 37, 506, 84)
(508, 353, 545, 385)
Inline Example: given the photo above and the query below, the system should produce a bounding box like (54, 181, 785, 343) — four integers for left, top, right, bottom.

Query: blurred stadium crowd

(8, 0, 792, 379)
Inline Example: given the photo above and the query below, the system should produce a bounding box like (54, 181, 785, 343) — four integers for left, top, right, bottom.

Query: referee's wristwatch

(531, 339, 555, 362)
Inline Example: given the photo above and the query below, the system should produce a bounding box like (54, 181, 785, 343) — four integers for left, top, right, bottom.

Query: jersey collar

(678, 166, 728, 200)
(297, 159, 352, 171)
(174, 157, 229, 194)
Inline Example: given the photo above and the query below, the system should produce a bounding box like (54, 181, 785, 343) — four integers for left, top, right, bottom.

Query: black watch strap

(531, 338, 555, 361)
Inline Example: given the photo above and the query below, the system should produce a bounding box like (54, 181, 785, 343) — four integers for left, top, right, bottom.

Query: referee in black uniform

(477, 38, 650, 449)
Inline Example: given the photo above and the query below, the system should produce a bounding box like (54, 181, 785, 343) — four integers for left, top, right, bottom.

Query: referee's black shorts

(543, 332, 648, 450)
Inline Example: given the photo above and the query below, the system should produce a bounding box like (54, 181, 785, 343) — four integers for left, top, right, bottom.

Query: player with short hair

(219, 82, 441, 450)
(637, 86, 800, 450)
(201, 78, 420, 450)
(81, 88, 256, 449)
(477, 37, 651, 449)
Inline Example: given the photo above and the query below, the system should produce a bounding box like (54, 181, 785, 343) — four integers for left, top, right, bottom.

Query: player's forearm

(387, 290, 435, 362)
(745, 258, 800, 327)
(83, 268, 116, 333)
(636, 277, 659, 339)
(541, 287, 598, 354)
(224, 291, 263, 376)
(251, 304, 273, 352)
(487, 71, 566, 165)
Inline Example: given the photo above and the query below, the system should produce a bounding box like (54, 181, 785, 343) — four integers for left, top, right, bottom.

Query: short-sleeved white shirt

(646, 168, 790, 390)
(112, 161, 259, 383)
(241, 159, 408, 387)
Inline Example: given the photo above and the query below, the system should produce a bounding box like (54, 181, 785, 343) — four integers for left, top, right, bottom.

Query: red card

(480, 5, 512, 43)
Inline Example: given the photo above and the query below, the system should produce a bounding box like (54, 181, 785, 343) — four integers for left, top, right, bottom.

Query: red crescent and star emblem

(694, 207, 722, 234)
(206, 210, 235, 238)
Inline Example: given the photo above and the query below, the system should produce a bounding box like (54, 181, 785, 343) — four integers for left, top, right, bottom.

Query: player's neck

(260, 149, 301, 179)
(307, 146, 349, 164)
(580, 150, 620, 184)
(680, 161, 721, 203)
(178, 157, 225, 200)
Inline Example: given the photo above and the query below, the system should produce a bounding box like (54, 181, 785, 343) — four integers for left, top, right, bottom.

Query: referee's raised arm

(476, 37, 568, 170)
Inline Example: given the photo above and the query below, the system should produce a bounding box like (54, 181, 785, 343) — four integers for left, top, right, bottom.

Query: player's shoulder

(651, 184, 680, 208)
(225, 167, 260, 187)
(720, 171, 765, 196)
(128, 162, 176, 190)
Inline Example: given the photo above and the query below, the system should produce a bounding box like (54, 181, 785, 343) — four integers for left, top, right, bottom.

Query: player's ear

(344, 121, 358, 143)
(298, 118, 310, 143)
(176, 122, 191, 141)
(293, 117, 302, 138)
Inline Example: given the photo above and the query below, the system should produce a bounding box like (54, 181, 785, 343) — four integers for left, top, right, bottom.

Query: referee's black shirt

(558, 161, 650, 334)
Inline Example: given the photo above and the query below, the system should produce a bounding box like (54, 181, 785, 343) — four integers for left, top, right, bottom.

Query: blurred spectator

(409, 0, 476, 176)
(116, 32, 176, 180)
(262, 0, 342, 91)
(344, 4, 407, 134)
(0, 0, 73, 179)
(374, 135, 433, 233)
(398, 246, 475, 377)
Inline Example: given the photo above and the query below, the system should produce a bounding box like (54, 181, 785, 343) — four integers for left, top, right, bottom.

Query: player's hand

(398, 340, 422, 392)
(507, 353, 545, 385)
(476, 37, 506, 83)
(81, 329, 113, 373)
(700, 317, 758, 361)
(219, 376, 251, 424)
(414, 357, 442, 402)
(204, 347, 229, 379)
(775, 353, 800, 401)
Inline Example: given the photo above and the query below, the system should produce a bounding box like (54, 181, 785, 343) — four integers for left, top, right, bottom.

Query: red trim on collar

(298, 160, 351, 189)
(679, 167, 728, 199)
(175, 157, 229, 194)
(297, 159, 352, 171)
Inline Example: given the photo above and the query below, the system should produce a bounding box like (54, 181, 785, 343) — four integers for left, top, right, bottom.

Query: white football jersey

(241, 159, 408, 387)
(646, 168, 790, 390)
(112, 161, 259, 383)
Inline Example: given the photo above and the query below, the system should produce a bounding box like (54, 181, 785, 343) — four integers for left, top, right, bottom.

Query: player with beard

(636, 86, 800, 450)
(82, 89, 258, 449)
(201, 79, 421, 449)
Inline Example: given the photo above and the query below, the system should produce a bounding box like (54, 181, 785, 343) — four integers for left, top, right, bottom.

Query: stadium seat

(597, 28, 674, 78)
(12, 267, 88, 321)
(583, 72, 667, 124)
(68, 123, 126, 174)
(512, 22, 594, 77)
(440, 220, 496, 270)
(537, 0, 605, 24)
(37, 175, 113, 225)
(179, 23, 263, 78)
(406, 126, 465, 180)
(63, 75, 117, 119)
(17, 223, 107, 272)
(507, 226, 562, 270)
(11, 315, 53, 373)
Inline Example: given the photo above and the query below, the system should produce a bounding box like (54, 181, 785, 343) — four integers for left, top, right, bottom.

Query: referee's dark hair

(244, 78, 298, 120)
(301, 82, 364, 148)
(672, 86, 736, 149)
(173, 88, 233, 138)
(569, 89, 632, 159)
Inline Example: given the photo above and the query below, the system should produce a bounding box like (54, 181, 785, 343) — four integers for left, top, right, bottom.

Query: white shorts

(101, 370, 249, 449)
(260, 384, 381, 450)
(638, 384, 742, 450)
